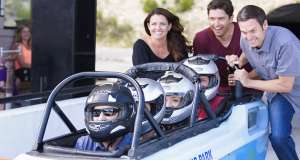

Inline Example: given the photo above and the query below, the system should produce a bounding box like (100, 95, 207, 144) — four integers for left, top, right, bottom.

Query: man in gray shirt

(226, 5, 299, 160)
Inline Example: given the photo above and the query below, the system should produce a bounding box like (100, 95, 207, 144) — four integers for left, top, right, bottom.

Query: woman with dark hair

(132, 8, 190, 65)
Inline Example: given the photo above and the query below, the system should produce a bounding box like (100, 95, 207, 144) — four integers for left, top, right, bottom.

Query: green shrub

(174, 0, 194, 12)
(4, 0, 31, 26)
(96, 11, 134, 47)
(142, 0, 159, 13)
(161, 0, 167, 5)
(141, 0, 193, 13)
(15, 3, 31, 20)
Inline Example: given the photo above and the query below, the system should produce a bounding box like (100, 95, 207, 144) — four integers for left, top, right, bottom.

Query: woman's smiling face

(147, 14, 172, 40)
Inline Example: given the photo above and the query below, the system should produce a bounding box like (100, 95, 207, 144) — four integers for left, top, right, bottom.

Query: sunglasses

(92, 107, 120, 117)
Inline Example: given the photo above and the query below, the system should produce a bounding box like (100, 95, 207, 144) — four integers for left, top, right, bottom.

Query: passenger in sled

(158, 71, 195, 131)
(158, 55, 231, 131)
(183, 55, 225, 120)
(127, 77, 166, 140)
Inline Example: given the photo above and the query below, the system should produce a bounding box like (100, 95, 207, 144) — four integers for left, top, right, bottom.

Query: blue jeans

(268, 94, 299, 160)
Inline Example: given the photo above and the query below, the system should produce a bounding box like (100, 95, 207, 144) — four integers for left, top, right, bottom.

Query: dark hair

(237, 5, 266, 26)
(144, 8, 189, 61)
(14, 24, 32, 48)
(207, 0, 234, 17)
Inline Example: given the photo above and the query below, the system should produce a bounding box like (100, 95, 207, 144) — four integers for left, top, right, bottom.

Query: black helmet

(84, 83, 136, 142)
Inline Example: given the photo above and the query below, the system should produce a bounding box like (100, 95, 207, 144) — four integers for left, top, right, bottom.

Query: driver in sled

(75, 79, 166, 152)
(75, 83, 135, 152)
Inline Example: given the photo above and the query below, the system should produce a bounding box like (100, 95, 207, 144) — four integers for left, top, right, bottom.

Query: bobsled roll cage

(34, 62, 246, 159)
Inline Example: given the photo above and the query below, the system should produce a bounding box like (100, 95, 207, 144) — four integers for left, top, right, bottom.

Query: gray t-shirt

(240, 26, 300, 117)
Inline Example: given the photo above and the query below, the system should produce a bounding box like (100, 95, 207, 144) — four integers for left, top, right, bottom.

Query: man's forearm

(248, 70, 260, 80)
(239, 53, 248, 68)
(245, 77, 294, 93)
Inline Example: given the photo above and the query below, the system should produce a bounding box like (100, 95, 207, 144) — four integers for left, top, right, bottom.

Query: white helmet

(129, 78, 165, 133)
(158, 71, 195, 124)
(183, 55, 220, 101)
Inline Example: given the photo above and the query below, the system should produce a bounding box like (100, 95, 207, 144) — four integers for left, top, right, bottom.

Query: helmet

(84, 83, 135, 142)
(158, 71, 195, 124)
(136, 78, 165, 132)
(183, 55, 220, 100)
(129, 78, 165, 133)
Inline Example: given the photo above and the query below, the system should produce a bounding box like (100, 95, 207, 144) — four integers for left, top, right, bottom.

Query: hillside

(98, 0, 297, 46)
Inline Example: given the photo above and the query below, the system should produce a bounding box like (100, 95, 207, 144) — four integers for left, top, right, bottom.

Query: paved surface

(96, 47, 133, 73)
(96, 47, 300, 160)
(266, 117, 300, 159)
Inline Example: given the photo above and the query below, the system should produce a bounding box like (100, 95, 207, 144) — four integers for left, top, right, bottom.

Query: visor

(88, 106, 120, 122)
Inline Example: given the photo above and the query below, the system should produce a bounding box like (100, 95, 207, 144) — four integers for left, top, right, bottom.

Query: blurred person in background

(11, 24, 32, 92)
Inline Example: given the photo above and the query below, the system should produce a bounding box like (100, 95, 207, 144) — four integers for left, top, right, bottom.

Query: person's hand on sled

(225, 55, 239, 67)
(228, 74, 235, 86)
(234, 69, 250, 87)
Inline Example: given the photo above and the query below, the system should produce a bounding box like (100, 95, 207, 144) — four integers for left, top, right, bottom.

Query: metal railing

(0, 47, 21, 109)
(0, 84, 94, 109)
(0, 0, 4, 17)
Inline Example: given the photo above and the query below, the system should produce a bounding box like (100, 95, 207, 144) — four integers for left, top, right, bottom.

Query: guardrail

(0, 47, 21, 109)
(0, 84, 94, 110)
(0, 0, 4, 17)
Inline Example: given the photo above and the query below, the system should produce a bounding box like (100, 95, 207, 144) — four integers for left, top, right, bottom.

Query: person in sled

(158, 71, 195, 130)
(134, 78, 165, 128)
(75, 83, 135, 152)
(129, 78, 166, 140)
(183, 55, 224, 120)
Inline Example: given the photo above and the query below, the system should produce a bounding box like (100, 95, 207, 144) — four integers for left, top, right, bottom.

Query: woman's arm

(132, 40, 150, 65)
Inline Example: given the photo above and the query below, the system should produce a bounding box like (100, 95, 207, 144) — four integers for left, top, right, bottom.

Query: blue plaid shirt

(75, 133, 132, 151)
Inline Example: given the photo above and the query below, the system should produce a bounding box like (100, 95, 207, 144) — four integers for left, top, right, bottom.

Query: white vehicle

(15, 61, 269, 160)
